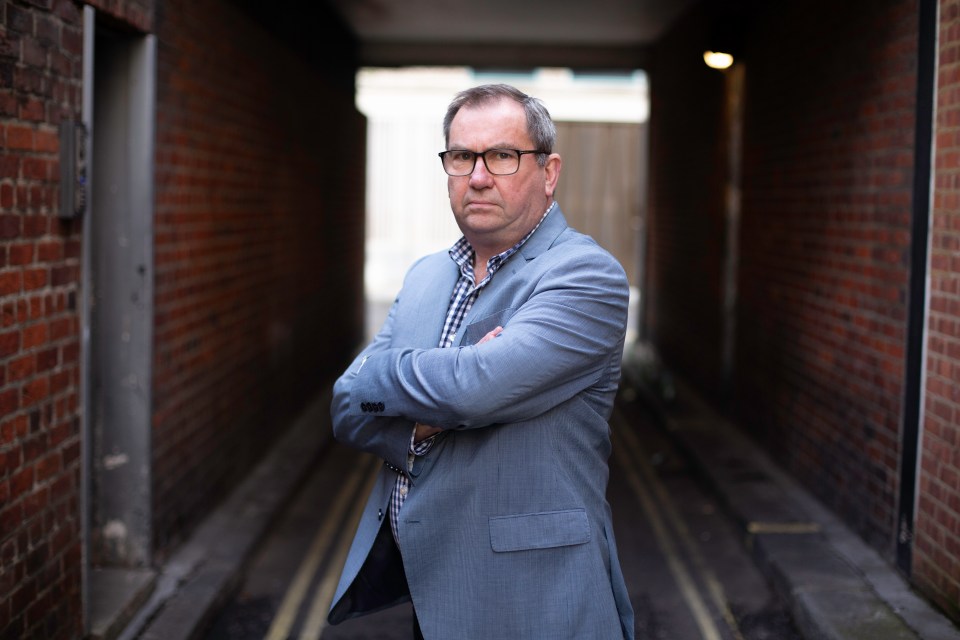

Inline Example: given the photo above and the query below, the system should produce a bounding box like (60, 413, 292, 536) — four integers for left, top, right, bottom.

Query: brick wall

(918, 0, 960, 618)
(1, 0, 86, 637)
(648, 0, 921, 581)
(151, 0, 365, 555)
(735, 0, 917, 552)
(85, 0, 151, 31)
(1, 0, 365, 636)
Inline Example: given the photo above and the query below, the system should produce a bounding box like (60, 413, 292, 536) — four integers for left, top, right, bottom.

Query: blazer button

(378, 508, 383, 520)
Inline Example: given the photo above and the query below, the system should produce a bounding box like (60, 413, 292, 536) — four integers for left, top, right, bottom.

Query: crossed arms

(329, 243, 629, 472)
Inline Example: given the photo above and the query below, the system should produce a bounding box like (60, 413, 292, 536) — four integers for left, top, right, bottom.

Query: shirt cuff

(409, 425, 437, 456)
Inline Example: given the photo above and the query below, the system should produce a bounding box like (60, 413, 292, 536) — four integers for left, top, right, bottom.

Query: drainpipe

(80, 5, 95, 632)
(897, 0, 937, 576)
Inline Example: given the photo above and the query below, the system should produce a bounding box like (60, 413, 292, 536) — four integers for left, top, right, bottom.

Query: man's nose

(468, 157, 494, 185)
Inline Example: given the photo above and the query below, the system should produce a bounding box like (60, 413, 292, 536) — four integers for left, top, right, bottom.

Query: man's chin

(462, 203, 499, 215)
(458, 209, 498, 227)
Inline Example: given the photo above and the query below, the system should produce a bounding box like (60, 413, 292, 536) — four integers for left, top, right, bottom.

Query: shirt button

(399, 485, 408, 497)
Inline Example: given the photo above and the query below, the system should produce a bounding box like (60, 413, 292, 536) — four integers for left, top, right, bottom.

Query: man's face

(446, 98, 560, 254)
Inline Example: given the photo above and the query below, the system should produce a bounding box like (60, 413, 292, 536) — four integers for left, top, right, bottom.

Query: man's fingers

(478, 326, 503, 344)
(414, 422, 443, 442)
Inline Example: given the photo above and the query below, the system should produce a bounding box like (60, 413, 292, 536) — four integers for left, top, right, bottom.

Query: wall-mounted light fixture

(703, 0, 745, 71)
(703, 50, 734, 70)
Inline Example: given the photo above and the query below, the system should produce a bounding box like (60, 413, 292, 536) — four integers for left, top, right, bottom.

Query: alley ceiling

(325, 0, 699, 69)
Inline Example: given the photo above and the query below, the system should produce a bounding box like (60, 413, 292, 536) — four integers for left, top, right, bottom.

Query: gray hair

(442, 83, 556, 167)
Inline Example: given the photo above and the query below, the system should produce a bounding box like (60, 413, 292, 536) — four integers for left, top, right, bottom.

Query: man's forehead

(449, 100, 528, 142)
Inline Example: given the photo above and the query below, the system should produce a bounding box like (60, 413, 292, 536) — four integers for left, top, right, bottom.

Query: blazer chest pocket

(460, 308, 515, 345)
(489, 509, 591, 552)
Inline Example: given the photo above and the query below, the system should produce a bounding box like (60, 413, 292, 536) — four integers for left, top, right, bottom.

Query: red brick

(0, 271, 21, 296)
(11, 573, 35, 617)
(0, 414, 28, 444)
(21, 488, 47, 521)
(0, 503, 24, 541)
(22, 432, 47, 463)
(0, 183, 13, 208)
(34, 13, 58, 48)
(21, 157, 47, 181)
(22, 268, 48, 291)
(0, 214, 20, 239)
(21, 376, 49, 407)
(18, 99, 45, 123)
(27, 296, 42, 320)
(4, 445, 23, 476)
(21, 323, 46, 349)
(49, 264, 75, 286)
(61, 342, 78, 365)
(36, 241, 62, 263)
(35, 454, 59, 483)
(48, 317, 71, 341)
(23, 0, 54, 11)
(0, 329, 20, 358)
(28, 184, 53, 210)
(5, 126, 34, 151)
(62, 237, 79, 260)
(6, 3, 32, 33)
(21, 38, 46, 68)
(36, 348, 57, 372)
(60, 440, 79, 468)
(8, 243, 35, 266)
(49, 369, 69, 394)
(28, 215, 50, 240)
(10, 465, 33, 495)
(8, 354, 36, 381)
(0, 34, 19, 60)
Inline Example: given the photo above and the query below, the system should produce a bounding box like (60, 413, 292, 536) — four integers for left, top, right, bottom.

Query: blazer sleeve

(345, 242, 629, 430)
(330, 294, 417, 472)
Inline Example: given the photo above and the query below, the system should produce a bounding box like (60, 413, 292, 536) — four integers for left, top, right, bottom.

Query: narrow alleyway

(203, 389, 801, 640)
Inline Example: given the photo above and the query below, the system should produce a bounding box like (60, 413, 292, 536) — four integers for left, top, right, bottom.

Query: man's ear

(544, 154, 561, 198)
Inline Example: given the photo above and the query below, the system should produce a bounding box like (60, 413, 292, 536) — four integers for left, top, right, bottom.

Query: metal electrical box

(59, 120, 88, 219)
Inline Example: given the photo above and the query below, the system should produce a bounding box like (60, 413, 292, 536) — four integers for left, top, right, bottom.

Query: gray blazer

(328, 206, 636, 639)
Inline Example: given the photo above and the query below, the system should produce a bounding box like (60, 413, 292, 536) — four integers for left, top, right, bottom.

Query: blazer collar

(517, 202, 568, 262)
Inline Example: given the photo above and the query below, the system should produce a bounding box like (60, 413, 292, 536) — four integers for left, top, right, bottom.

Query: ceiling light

(703, 51, 734, 70)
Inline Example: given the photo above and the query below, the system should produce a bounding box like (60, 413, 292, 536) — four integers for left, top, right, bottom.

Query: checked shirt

(389, 203, 555, 546)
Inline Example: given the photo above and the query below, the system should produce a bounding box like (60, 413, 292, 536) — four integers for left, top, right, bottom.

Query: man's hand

(414, 422, 443, 442)
(478, 326, 503, 344)
(413, 326, 503, 442)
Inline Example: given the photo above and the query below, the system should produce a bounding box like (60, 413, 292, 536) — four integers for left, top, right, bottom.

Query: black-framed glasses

(438, 148, 547, 176)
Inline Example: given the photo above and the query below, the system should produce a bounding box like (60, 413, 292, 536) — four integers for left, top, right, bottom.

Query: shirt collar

(449, 201, 557, 273)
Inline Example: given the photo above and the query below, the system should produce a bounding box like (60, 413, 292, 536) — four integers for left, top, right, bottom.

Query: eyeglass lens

(443, 149, 520, 176)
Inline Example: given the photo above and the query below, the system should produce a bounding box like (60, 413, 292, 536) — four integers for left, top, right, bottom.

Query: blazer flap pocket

(489, 509, 590, 552)
(460, 308, 515, 346)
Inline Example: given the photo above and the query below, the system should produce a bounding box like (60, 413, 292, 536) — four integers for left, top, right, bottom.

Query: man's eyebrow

(447, 144, 518, 150)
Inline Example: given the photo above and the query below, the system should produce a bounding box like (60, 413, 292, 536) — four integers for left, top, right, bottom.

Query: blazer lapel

(514, 204, 569, 265)
(454, 206, 570, 345)
(397, 252, 460, 348)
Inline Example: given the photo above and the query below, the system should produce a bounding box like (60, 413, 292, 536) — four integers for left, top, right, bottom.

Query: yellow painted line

(300, 465, 379, 638)
(613, 409, 746, 640)
(747, 521, 820, 534)
(263, 455, 379, 640)
(612, 422, 724, 640)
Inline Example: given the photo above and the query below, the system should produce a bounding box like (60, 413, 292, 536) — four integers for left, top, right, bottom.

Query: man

(327, 83, 635, 639)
